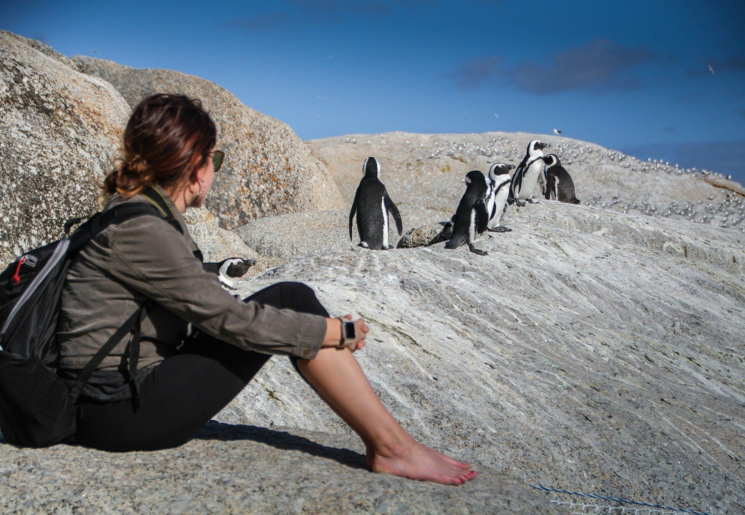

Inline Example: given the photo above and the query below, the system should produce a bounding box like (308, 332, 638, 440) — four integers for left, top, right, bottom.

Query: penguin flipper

(475, 200, 489, 234)
(349, 194, 358, 242)
(384, 194, 403, 235)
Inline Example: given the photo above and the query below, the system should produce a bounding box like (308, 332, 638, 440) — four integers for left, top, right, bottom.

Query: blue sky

(2, 0, 744, 183)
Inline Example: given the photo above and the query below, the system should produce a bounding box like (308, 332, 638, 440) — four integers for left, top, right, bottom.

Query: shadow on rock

(193, 421, 367, 470)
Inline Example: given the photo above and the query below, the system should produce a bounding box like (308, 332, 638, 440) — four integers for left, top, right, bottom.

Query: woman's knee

(278, 282, 328, 316)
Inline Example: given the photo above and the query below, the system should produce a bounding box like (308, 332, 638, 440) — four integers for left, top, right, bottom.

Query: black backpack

(0, 190, 181, 447)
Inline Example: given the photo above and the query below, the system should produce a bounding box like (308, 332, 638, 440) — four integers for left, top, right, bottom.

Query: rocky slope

(225, 201, 744, 515)
(307, 132, 745, 232)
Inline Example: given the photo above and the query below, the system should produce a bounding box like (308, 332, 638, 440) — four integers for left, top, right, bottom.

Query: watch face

(343, 321, 356, 340)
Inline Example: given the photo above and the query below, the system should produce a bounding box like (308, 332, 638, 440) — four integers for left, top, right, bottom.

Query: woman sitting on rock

(57, 93, 475, 486)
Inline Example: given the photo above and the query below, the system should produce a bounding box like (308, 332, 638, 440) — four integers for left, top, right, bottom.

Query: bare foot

(367, 441, 477, 486)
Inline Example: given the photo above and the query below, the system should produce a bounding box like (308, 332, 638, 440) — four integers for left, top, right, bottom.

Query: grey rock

(235, 209, 402, 260)
(0, 30, 131, 267)
(72, 55, 344, 231)
(0, 423, 561, 514)
(222, 201, 744, 515)
(183, 207, 258, 265)
(396, 224, 444, 248)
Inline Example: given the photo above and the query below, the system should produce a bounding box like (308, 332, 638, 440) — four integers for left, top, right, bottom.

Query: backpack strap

(140, 186, 204, 262)
(139, 186, 185, 236)
(68, 301, 150, 403)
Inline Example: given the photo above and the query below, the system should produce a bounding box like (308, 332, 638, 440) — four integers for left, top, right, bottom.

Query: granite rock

(0, 423, 561, 514)
(72, 55, 344, 231)
(0, 30, 130, 267)
(219, 201, 744, 515)
(235, 209, 402, 261)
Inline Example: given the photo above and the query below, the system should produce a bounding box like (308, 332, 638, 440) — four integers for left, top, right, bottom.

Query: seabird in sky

(553, 129, 563, 135)
(708, 63, 715, 75)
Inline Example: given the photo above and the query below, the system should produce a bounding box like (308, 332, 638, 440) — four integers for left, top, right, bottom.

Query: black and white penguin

(349, 157, 403, 250)
(486, 163, 514, 232)
(202, 257, 256, 290)
(509, 140, 549, 206)
(444, 170, 490, 255)
(543, 154, 580, 204)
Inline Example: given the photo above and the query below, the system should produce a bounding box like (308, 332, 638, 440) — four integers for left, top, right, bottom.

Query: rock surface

(0, 422, 561, 514)
(307, 132, 745, 232)
(235, 209, 403, 261)
(72, 56, 344, 231)
(219, 201, 744, 515)
(0, 31, 130, 267)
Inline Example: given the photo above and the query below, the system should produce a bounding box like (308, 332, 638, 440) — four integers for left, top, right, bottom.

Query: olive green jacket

(57, 186, 326, 372)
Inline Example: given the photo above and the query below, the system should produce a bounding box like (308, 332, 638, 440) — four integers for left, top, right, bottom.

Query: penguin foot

(488, 226, 512, 233)
(526, 198, 540, 204)
(514, 200, 526, 207)
(468, 244, 488, 256)
(359, 242, 369, 249)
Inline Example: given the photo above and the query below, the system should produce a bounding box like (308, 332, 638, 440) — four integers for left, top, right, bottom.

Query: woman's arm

(321, 315, 369, 352)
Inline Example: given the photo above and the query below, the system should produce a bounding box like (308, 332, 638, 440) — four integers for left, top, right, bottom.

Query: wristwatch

(337, 318, 356, 348)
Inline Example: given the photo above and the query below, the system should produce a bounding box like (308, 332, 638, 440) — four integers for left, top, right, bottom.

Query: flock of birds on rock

(349, 140, 580, 255)
(341, 136, 744, 232)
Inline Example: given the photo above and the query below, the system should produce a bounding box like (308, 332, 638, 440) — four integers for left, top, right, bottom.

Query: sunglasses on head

(211, 150, 224, 172)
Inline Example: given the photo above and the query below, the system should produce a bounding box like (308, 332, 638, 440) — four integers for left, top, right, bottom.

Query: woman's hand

(322, 315, 369, 352)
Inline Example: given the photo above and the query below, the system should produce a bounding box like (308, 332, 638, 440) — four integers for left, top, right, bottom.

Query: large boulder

(0, 31, 130, 267)
(72, 56, 344, 231)
(308, 132, 745, 231)
(218, 201, 744, 515)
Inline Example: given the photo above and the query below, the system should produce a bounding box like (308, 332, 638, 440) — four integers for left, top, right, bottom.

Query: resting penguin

(486, 163, 514, 232)
(202, 257, 256, 290)
(445, 170, 490, 255)
(509, 140, 549, 206)
(349, 157, 403, 249)
(543, 154, 580, 204)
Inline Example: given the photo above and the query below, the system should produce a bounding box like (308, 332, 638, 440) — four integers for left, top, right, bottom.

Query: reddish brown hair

(103, 93, 217, 199)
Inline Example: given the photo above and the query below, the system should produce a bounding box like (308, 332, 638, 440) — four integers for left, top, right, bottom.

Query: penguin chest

(519, 160, 543, 199)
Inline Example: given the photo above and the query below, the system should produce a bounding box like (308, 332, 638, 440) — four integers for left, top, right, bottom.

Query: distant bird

(93, 49, 99, 55)
(326, 55, 334, 61)
(318, 95, 327, 100)
(494, 113, 499, 118)
(708, 63, 715, 75)
(349, 157, 402, 250)
(553, 128, 562, 135)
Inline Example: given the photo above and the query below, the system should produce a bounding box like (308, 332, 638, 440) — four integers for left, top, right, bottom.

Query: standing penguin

(509, 140, 549, 206)
(486, 163, 514, 232)
(543, 154, 580, 204)
(444, 170, 490, 255)
(349, 157, 403, 249)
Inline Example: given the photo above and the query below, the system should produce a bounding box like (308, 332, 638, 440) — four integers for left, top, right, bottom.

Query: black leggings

(75, 282, 329, 452)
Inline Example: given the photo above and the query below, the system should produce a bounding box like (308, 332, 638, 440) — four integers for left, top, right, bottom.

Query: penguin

(543, 154, 580, 204)
(509, 140, 549, 206)
(486, 163, 514, 232)
(444, 170, 490, 255)
(202, 257, 256, 290)
(349, 157, 403, 250)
